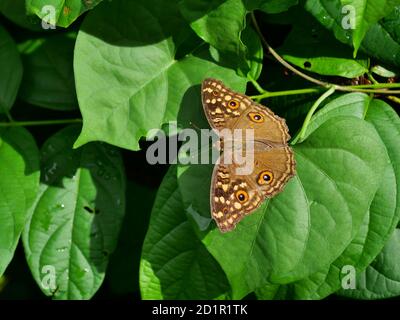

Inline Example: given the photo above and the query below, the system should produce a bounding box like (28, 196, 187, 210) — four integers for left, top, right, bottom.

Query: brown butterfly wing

(202, 78, 296, 233)
(201, 78, 290, 144)
(210, 162, 264, 232)
(253, 146, 296, 197)
(210, 147, 295, 232)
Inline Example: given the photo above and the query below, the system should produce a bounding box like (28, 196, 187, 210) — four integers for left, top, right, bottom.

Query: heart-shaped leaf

(22, 125, 125, 299)
(178, 116, 387, 299)
(73, 0, 247, 151)
(257, 98, 400, 299)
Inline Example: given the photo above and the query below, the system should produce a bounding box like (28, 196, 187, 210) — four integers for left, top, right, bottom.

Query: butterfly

(201, 78, 296, 232)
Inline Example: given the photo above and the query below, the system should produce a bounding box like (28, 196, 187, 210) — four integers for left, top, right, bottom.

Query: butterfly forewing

(201, 78, 291, 144)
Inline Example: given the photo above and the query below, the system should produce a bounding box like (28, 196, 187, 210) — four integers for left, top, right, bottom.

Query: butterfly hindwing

(210, 163, 263, 232)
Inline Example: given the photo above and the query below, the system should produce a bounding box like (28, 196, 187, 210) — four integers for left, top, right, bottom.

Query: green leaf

(74, 0, 246, 150)
(0, 127, 39, 276)
(26, 0, 103, 28)
(371, 65, 397, 77)
(341, 0, 400, 56)
(361, 7, 400, 67)
(178, 116, 387, 299)
(22, 125, 126, 299)
(336, 102, 400, 300)
(279, 23, 369, 78)
(140, 166, 230, 300)
(305, 0, 400, 67)
(208, 24, 263, 79)
(347, 99, 400, 269)
(338, 228, 400, 299)
(180, 0, 292, 76)
(0, 24, 23, 113)
(180, 0, 248, 72)
(107, 181, 156, 296)
(180, 0, 265, 75)
(19, 33, 78, 111)
(0, 0, 43, 30)
(257, 98, 400, 300)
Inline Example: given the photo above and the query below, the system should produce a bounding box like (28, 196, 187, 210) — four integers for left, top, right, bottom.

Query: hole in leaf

(84, 206, 101, 214)
(304, 61, 312, 68)
(84, 206, 94, 213)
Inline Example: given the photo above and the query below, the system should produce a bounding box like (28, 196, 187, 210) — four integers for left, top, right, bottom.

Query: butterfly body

(201, 78, 296, 232)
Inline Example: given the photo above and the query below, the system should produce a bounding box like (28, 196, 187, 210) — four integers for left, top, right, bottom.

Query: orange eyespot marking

(212, 90, 219, 96)
(258, 170, 273, 185)
(248, 112, 264, 123)
(227, 99, 240, 109)
(235, 190, 249, 203)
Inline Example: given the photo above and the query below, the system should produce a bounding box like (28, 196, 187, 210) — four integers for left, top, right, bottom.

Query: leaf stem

(251, 87, 322, 100)
(0, 118, 82, 127)
(291, 86, 336, 145)
(250, 12, 400, 95)
(367, 73, 400, 105)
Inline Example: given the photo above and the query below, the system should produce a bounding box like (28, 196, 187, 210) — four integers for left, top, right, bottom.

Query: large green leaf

(338, 228, 400, 299)
(177, 115, 387, 299)
(19, 33, 78, 111)
(22, 125, 126, 299)
(26, 0, 103, 28)
(0, 127, 39, 276)
(0, 24, 23, 113)
(257, 98, 400, 300)
(73, 0, 246, 151)
(140, 166, 230, 300)
(306, 0, 400, 67)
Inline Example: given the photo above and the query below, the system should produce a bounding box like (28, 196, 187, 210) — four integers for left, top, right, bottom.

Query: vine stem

(291, 87, 336, 145)
(251, 87, 322, 100)
(250, 12, 400, 95)
(0, 119, 82, 127)
(368, 72, 400, 105)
